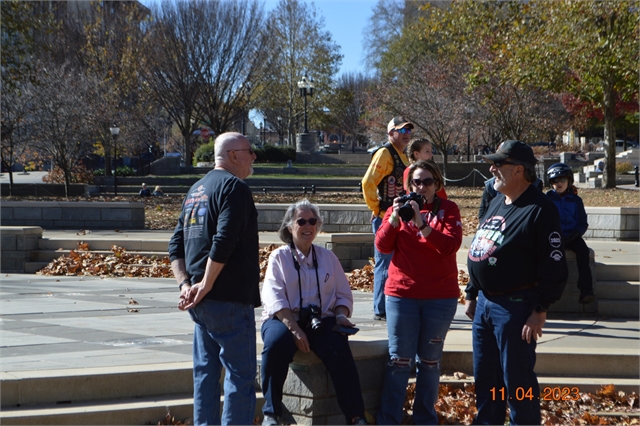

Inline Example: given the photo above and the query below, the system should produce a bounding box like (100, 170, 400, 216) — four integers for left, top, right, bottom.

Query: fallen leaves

(347, 258, 374, 292)
(37, 244, 173, 278)
(397, 383, 640, 425)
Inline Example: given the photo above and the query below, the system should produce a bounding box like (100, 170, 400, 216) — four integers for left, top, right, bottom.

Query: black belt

(483, 282, 538, 297)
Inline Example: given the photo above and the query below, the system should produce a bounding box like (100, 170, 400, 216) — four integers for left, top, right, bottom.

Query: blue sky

(142, 0, 377, 76)
(264, 0, 378, 76)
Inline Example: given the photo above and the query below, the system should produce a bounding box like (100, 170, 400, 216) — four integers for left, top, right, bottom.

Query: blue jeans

(189, 299, 257, 426)
(377, 296, 458, 425)
(260, 316, 365, 423)
(472, 290, 540, 425)
(372, 216, 392, 317)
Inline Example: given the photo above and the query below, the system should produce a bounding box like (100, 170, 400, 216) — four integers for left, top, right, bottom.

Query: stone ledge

(1, 202, 145, 230)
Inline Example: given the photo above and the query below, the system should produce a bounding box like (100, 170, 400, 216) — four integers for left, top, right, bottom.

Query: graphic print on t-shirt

(468, 215, 506, 262)
(183, 184, 208, 240)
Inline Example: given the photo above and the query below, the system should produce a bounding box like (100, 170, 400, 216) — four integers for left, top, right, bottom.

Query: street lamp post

(110, 125, 120, 196)
(277, 116, 283, 145)
(297, 75, 314, 134)
(465, 108, 473, 162)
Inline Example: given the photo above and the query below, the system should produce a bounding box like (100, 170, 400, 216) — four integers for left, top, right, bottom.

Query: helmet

(546, 163, 573, 183)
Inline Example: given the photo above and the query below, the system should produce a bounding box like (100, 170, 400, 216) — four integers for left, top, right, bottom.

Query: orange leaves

(348, 258, 374, 292)
(259, 244, 279, 282)
(403, 383, 639, 425)
(37, 244, 173, 278)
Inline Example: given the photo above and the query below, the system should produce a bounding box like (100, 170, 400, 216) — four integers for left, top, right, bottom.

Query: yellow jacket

(361, 143, 409, 218)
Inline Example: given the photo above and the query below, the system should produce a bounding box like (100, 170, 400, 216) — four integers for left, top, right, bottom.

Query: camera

(397, 192, 424, 222)
(299, 304, 323, 333)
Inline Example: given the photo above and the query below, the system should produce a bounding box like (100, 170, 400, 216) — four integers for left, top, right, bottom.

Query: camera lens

(310, 317, 323, 333)
(398, 203, 415, 222)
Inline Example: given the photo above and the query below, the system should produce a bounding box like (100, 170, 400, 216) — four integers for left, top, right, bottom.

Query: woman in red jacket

(375, 160, 463, 425)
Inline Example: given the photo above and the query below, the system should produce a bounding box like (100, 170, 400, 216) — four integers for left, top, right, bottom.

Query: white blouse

(260, 244, 354, 323)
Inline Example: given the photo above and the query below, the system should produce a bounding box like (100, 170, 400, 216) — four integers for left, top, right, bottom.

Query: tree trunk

(602, 86, 616, 189)
(182, 129, 192, 169)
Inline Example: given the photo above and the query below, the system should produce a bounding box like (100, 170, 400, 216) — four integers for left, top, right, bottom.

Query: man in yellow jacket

(361, 116, 412, 320)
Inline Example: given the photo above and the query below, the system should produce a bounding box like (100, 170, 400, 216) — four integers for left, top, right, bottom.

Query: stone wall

(1, 183, 87, 197)
(584, 207, 639, 240)
(257, 204, 640, 241)
(0, 226, 43, 272)
(0, 201, 145, 230)
(278, 340, 387, 425)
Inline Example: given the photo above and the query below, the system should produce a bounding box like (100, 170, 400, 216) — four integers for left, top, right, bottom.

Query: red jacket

(375, 198, 462, 300)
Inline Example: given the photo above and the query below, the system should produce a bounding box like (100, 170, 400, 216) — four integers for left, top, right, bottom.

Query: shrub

(43, 164, 95, 184)
(94, 169, 105, 177)
(116, 166, 135, 176)
(194, 141, 216, 164)
(616, 161, 634, 174)
(254, 145, 296, 163)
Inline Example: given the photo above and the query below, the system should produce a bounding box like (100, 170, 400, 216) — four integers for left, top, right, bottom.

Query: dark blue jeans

(260, 316, 365, 423)
(472, 290, 540, 425)
(565, 236, 594, 292)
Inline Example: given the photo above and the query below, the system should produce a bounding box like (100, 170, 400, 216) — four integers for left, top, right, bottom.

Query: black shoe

(373, 314, 386, 321)
(579, 290, 595, 304)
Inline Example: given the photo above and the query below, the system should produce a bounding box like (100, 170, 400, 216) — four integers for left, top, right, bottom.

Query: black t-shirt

(169, 170, 261, 306)
(466, 185, 568, 309)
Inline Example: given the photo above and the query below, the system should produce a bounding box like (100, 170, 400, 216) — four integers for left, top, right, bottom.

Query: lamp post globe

(297, 74, 314, 134)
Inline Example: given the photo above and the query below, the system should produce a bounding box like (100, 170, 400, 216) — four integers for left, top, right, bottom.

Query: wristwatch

(534, 304, 547, 313)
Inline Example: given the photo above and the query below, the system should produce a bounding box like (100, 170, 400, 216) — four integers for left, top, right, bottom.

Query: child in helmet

(546, 163, 595, 304)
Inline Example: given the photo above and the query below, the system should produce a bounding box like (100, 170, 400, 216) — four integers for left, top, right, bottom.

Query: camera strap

(290, 243, 322, 310)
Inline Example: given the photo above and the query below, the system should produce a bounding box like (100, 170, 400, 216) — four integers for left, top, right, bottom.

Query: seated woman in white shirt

(260, 200, 367, 426)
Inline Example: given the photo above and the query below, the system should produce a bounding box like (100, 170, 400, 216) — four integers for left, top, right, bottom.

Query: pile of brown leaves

(400, 382, 640, 425)
(37, 243, 173, 278)
(348, 259, 375, 292)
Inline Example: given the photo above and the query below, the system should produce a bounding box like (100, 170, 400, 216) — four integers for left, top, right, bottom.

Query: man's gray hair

(278, 200, 323, 245)
(214, 132, 246, 162)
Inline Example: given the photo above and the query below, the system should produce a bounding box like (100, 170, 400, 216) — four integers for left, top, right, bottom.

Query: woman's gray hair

(278, 199, 323, 245)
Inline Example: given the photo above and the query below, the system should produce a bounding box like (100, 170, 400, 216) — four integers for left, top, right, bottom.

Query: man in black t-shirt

(465, 140, 568, 425)
(169, 132, 260, 426)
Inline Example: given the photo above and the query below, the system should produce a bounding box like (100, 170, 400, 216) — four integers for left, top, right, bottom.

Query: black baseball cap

(483, 140, 537, 165)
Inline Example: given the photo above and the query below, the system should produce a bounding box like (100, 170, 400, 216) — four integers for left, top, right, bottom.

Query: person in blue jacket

(546, 163, 595, 304)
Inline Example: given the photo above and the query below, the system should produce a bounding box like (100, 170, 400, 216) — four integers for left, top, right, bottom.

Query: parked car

(596, 140, 638, 153)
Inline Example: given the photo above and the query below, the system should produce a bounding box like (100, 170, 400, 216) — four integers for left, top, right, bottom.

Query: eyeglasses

(395, 127, 411, 134)
(296, 217, 318, 226)
(492, 160, 519, 168)
(227, 148, 255, 155)
(550, 177, 569, 184)
(411, 177, 436, 187)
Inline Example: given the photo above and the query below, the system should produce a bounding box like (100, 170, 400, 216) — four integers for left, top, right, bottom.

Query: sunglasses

(227, 148, 255, 155)
(550, 177, 569, 184)
(411, 177, 436, 187)
(395, 128, 412, 134)
(296, 217, 318, 226)
(493, 160, 519, 168)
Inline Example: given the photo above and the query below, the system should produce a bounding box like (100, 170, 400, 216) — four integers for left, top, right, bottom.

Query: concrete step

(596, 281, 640, 300)
(30, 250, 169, 262)
(0, 393, 266, 426)
(24, 261, 50, 274)
(596, 299, 640, 318)
(3, 348, 637, 410)
(0, 394, 194, 426)
(595, 263, 639, 282)
(38, 238, 169, 253)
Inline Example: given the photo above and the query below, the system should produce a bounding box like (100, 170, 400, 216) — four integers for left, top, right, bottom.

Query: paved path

(1, 271, 637, 376)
